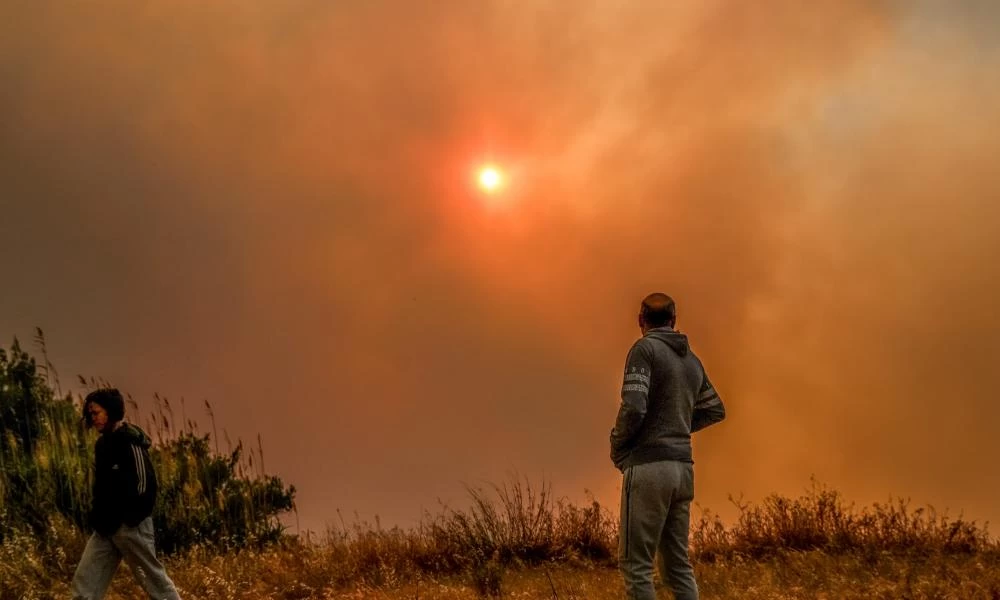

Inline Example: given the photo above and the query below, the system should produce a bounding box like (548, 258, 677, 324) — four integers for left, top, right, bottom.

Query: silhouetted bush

(691, 478, 993, 561)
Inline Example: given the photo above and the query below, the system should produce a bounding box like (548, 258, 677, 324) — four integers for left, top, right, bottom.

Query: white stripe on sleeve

(132, 446, 146, 495)
(622, 383, 649, 393)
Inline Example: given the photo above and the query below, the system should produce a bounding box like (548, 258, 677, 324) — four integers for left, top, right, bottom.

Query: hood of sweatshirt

(645, 327, 690, 357)
(105, 422, 152, 449)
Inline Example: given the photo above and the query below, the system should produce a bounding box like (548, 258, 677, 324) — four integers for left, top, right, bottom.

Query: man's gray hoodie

(610, 327, 725, 470)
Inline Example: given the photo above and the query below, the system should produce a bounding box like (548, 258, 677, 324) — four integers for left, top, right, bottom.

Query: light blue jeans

(619, 460, 698, 600)
(71, 517, 180, 599)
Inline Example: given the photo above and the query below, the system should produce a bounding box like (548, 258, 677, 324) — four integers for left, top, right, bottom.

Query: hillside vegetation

(2, 334, 996, 599)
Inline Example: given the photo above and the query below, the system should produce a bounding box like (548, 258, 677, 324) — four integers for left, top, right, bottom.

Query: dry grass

(11, 544, 1000, 599)
(4, 478, 999, 599)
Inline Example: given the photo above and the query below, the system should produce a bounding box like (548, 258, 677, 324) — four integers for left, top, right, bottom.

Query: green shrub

(0, 332, 295, 556)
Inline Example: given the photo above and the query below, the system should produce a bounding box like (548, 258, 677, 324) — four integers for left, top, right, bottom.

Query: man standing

(72, 388, 181, 599)
(611, 293, 726, 600)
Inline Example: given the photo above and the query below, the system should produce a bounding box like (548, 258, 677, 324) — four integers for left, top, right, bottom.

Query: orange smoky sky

(2, 1, 999, 533)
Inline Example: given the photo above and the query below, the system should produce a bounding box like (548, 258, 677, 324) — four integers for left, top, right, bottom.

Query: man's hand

(610, 429, 629, 471)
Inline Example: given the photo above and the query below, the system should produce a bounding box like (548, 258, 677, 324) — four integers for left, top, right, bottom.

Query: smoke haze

(2, 1, 998, 532)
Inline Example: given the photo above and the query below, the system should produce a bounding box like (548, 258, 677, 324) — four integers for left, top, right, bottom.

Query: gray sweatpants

(619, 460, 698, 600)
(71, 517, 181, 600)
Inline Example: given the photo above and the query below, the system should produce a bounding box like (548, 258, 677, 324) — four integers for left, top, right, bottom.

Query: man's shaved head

(639, 293, 677, 329)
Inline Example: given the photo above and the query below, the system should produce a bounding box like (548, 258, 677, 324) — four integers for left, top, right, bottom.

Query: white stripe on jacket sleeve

(132, 446, 147, 495)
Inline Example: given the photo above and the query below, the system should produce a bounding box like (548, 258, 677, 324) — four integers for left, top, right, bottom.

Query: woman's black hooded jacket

(90, 423, 157, 537)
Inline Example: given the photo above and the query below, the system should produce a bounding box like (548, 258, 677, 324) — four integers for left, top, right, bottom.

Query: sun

(476, 165, 504, 194)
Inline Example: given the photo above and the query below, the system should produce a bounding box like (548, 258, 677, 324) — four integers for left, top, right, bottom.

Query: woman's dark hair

(82, 388, 126, 427)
